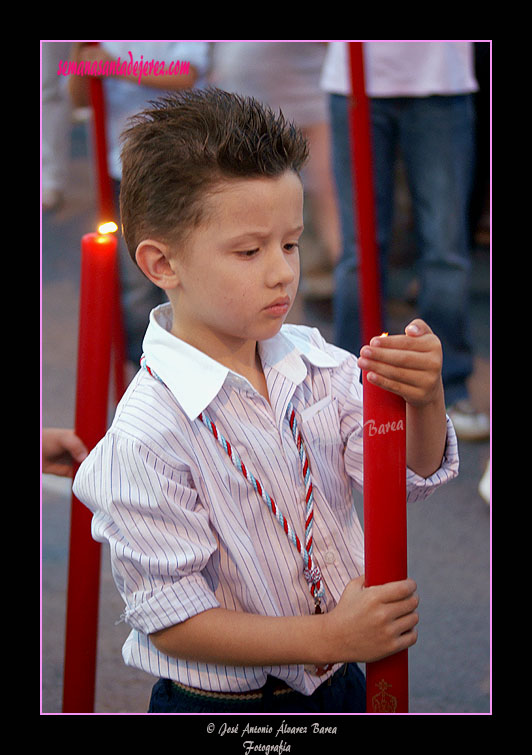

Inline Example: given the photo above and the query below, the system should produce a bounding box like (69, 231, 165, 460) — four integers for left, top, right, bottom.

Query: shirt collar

(142, 304, 341, 420)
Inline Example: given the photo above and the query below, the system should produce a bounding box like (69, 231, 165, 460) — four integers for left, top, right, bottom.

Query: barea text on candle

(364, 418, 405, 437)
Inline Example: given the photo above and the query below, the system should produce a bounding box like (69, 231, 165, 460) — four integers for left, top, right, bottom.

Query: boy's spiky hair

(119, 87, 309, 260)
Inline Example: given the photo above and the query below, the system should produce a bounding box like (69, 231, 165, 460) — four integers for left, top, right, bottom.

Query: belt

(172, 679, 294, 702)
(172, 664, 347, 702)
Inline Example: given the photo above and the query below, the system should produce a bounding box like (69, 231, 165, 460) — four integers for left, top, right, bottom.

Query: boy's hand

(326, 576, 419, 663)
(358, 318, 443, 408)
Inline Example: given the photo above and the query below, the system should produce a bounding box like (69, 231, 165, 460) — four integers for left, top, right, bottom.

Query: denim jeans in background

(330, 93, 476, 406)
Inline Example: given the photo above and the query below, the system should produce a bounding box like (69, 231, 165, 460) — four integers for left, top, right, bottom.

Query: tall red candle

(348, 41, 383, 345)
(85, 42, 115, 222)
(86, 45, 127, 404)
(363, 363, 408, 713)
(85, 41, 127, 403)
(62, 231, 118, 713)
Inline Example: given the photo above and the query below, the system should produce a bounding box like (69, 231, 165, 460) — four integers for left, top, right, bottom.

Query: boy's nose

(266, 247, 298, 287)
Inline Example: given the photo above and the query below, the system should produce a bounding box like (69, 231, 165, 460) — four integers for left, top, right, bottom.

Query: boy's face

(167, 171, 303, 358)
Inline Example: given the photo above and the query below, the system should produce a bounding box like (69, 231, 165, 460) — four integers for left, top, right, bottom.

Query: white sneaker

(478, 460, 490, 505)
(447, 399, 490, 441)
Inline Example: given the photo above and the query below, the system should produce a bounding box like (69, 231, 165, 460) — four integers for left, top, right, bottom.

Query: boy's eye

(235, 243, 300, 257)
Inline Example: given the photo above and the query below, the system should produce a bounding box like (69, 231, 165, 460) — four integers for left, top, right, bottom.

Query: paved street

(41, 120, 491, 715)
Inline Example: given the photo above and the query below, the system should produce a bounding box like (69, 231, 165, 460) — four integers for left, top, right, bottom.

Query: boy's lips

(264, 296, 291, 315)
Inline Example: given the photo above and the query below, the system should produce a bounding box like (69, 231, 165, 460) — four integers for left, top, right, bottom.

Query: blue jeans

(330, 93, 475, 405)
(148, 663, 366, 713)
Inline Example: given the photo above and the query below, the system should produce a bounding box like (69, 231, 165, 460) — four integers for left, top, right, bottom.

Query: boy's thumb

(405, 318, 432, 337)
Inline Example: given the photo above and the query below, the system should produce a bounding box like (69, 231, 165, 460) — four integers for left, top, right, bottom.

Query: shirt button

(324, 551, 336, 565)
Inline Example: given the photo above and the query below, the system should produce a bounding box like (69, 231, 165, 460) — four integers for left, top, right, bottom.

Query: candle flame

(380, 332, 389, 337)
(98, 221, 118, 234)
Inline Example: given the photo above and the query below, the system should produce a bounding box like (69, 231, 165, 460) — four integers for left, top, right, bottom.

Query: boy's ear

(135, 240, 180, 290)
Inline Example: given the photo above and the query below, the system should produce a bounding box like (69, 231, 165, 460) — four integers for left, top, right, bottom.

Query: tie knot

(303, 565, 322, 586)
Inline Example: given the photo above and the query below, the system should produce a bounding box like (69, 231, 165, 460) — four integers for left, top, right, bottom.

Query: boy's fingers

(368, 333, 436, 354)
(360, 332, 442, 378)
(365, 578, 418, 602)
(405, 318, 433, 337)
(365, 320, 437, 353)
(360, 344, 429, 370)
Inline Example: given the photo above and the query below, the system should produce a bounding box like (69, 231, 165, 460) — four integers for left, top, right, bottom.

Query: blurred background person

(321, 41, 489, 440)
(42, 42, 73, 211)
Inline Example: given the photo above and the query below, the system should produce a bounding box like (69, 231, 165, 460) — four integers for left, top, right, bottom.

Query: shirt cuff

(406, 415, 460, 502)
(124, 572, 221, 635)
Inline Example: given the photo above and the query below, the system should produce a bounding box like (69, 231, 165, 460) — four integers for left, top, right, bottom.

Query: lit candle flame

(98, 221, 118, 234)
(380, 332, 389, 337)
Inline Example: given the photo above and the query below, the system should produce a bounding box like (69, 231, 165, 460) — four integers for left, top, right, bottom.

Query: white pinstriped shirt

(73, 304, 459, 696)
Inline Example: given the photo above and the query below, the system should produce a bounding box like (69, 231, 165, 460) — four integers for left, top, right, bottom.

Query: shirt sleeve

(404, 415, 459, 500)
(73, 431, 220, 635)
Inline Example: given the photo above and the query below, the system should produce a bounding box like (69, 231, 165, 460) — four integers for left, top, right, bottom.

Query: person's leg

(369, 97, 403, 314)
(301, 120, 342, 267)
(329, 94, 398, 355)
(399, 95, 475, 406)
(329, 93, 361, 354)
(42, 42, 72, 209)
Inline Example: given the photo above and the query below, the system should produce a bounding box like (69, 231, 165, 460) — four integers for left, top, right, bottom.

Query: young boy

(73, 88, 459, 713)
